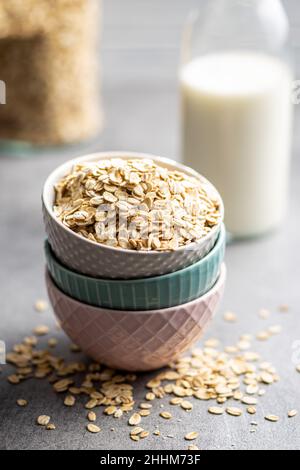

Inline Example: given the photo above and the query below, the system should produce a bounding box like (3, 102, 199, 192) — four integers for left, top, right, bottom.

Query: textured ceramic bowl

(42, 152, 224, 279)
(45, 224, 225, 310)
(46, 264, 226, 371)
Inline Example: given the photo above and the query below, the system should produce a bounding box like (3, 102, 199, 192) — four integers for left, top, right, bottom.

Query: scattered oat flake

(23, 336, 38, 346)
(87, 411, 97, 422)
(265, 415, 279, 422)
(48, 338, 57, 348)
(258, 308, 270, 319)
(140, 431, 149, 439)
(17, 399, 28, 407)
(6, 313, 286, 441)
(129, 413, 141, 426)
(223, 311, 237, 323)
(181, 400, 193, 411)
(204, 338, 219, 348)
(164, 371, 180, 380)
(170, 397, 183, 405)
(288, 409, 298, 418)
(130, 435, 140, 442)
(114, 409, 123, 418)
(225, 346, 238, 354)
(130, 426, 144, 436)
(215, 384, 231, 395)
(185, 432, 199, 441)
(208, 407, 224, 415)
(153, 430, 160, 436)
(69, 387, 81, 395)
(246, 384, 258, 395)
(240, 333, 253, 341)
(33, 325, 49, 336)
(37, 415, 50, 426)
(85, 399, 98, 409)
(233, 391, 243, 400)
(146, 379, 161, 388)
(70, 343, 81, 352)
(8, 375, 20, 384)
(87, 423, 101, 433)
(64, 395, 76, 407)
(268, 325, 282, 335)
(173, 386, 186, 397)
(188, 444, 199, 450)
(104, 405, 116, 415)
(237, 340, 251, 351)
(53, 378, 73, 392)
(145, 392, 155, 401)
(139, 410, 150, 417)
(139, 403, 152, 409)
(46, 423, 56, 430)
(296, 365, 300, 373)
(242, 396, 257, 405)
(193, 390, 211, 400)
(34, 300, 48, 312)
(261, 363, 272, 372)
(226, 407, 243, 416)
(256, 331, 270, 341)
(247, 407, 257, 415)
(217, 397, 227, 404)
(244, 351, 260, 362)
(260, 372, 274, 384)
(165, 383, 174, 394)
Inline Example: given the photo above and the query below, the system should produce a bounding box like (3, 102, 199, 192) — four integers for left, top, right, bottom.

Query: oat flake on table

(5, 313, 289, 444)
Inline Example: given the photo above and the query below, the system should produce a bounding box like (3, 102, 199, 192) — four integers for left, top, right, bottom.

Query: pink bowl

(46, 264, 226, 371)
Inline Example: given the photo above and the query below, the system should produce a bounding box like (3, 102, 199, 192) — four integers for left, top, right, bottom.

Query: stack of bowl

(42, 152, 226, 371)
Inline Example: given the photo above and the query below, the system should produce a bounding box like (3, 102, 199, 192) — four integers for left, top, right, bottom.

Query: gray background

(0, 0, 300, 450)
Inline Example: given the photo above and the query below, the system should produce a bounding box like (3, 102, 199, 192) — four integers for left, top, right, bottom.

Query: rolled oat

(54, 158, 221, 251)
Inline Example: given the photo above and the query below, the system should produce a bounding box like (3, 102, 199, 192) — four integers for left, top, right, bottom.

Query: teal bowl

(45, 224, 225, 311)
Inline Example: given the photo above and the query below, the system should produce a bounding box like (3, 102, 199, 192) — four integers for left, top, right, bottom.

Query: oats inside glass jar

(53, 158, 221, 251)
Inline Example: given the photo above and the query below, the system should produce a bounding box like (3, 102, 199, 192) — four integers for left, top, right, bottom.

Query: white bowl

(42, 152, 224, 279)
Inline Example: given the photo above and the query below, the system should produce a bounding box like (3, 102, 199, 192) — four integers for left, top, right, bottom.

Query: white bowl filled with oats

(42, 152, 224, 279)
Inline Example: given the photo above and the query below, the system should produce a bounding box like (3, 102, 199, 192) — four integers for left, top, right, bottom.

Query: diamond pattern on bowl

(46, 265, 226, 371)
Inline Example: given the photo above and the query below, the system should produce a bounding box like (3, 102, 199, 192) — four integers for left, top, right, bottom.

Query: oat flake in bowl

(53, 158, 221, 251)
(43, 152, 223, 279)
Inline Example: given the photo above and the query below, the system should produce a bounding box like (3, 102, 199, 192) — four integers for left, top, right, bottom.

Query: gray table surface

(0, 0, 300, 451)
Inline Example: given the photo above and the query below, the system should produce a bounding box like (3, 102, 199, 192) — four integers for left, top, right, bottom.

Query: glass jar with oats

(0, 0, 102, 154)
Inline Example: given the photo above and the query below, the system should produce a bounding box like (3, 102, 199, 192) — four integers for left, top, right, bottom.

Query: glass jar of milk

(180, 0, 293, 238)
